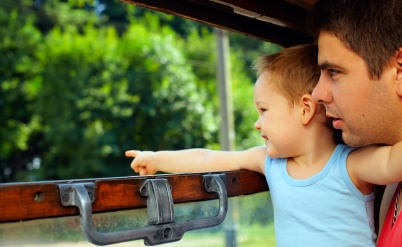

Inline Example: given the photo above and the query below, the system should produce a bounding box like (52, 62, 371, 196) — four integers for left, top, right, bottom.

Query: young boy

(125, 44, 402, 246)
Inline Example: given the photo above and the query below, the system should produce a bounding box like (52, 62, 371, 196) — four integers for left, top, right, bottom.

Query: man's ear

(394, 48, 402, 96)
(300, 94, 316, 125)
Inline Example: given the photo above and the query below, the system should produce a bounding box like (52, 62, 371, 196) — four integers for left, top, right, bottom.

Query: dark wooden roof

(120, 0, 317, 47)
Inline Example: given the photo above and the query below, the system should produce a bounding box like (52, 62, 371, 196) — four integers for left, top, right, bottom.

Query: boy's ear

(300, 94, 316, 125)
(394, 48, 402, 96)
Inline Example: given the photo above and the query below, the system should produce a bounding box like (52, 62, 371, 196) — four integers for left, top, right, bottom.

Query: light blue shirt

(265, 144, 376, 247)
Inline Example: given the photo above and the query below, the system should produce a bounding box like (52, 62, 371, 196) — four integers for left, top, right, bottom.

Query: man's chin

(341, 132, 368, 147)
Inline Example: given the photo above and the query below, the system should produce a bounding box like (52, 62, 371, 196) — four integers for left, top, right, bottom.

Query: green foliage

(229, 37, 262, 149)
(0, 0, 44, 181)
(183, 29, 280, 150)
(229, 32, 282, 82)
(32, 21, 217, 179)
(1, 0, 281, 182)
(1, 2, 281, 243)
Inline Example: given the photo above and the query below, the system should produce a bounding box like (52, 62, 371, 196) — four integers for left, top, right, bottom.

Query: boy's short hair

(253, 44, 320, 105)
(309, 0, 402, 80)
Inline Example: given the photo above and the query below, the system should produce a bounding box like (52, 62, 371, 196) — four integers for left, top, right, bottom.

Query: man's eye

(328, 69, 339, 77)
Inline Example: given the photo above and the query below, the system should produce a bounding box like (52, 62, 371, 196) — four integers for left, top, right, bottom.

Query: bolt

(62, 193, 70, 202)
(141, 187, 147, 196)
(34, 191, 44, 202)
(163, 228, 172, 239)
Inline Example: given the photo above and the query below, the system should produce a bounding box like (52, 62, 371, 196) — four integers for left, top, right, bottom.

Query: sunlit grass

(237, 223, 276, 247)
(0, 223, 276, 247)
(171, 223, 276, 247)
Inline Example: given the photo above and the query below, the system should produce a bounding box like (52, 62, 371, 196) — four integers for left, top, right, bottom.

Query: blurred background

(0, 0, 281, 182)
(1, 1, 283, 245)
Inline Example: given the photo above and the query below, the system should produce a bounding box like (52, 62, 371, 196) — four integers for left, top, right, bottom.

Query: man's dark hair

(308, 0, 402, 79)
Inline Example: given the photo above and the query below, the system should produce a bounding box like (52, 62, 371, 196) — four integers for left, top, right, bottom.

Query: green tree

(0, 0, 44, 182)
(32, 15, 217, 180)
(183, 29, 280, 150)
(1, 0, 280, 182)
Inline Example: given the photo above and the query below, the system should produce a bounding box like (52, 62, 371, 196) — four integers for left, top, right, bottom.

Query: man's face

(312, 32, 399, 146)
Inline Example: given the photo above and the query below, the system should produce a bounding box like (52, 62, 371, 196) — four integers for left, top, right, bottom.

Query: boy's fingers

(125, 150, 140, 157)
(139, 167, 147, 176)
(125, 150, 151, 175)
(132, 162, 139, 173)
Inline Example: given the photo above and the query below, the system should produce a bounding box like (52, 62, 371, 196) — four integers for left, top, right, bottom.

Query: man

(308, 0, 402, 245)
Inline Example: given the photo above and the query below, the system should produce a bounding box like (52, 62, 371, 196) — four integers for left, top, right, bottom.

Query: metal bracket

(58, 174, 228, 246)
(59, 182, 95, 206)
(139, 179, 174, 225)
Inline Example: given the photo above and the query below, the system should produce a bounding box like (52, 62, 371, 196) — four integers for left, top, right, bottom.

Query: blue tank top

(265, 144, 376, 247)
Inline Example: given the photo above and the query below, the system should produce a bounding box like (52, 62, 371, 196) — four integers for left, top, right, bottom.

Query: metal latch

(58, 174, 228, 246)
(139, 179, 174, 225)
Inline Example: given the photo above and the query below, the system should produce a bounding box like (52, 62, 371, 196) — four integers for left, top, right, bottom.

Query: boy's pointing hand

(125, 150, 158, 176)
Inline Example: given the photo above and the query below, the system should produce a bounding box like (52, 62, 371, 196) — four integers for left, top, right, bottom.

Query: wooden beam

(0, 170, 268, 222)
(209, 0, 309, 31)
(120, 0, 312, 47)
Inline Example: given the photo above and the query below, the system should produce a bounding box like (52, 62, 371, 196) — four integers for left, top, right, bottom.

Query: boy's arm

(349, 141, 402, 186)
(125, 146, 267, 176)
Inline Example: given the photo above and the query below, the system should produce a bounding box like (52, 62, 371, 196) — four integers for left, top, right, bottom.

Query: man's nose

(312, 75, 333, 104)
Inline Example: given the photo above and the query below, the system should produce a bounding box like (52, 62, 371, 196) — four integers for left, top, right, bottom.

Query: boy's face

(253, 72, 304, 157)
(312, 32, 399, 146)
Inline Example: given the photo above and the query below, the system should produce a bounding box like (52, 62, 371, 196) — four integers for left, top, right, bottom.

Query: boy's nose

(254, 119, 261, 130)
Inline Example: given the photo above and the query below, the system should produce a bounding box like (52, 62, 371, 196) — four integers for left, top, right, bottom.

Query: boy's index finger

(125, 150, 140, 157)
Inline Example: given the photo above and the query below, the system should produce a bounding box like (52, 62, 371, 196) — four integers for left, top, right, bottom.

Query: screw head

(62, 193, 70, 202)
